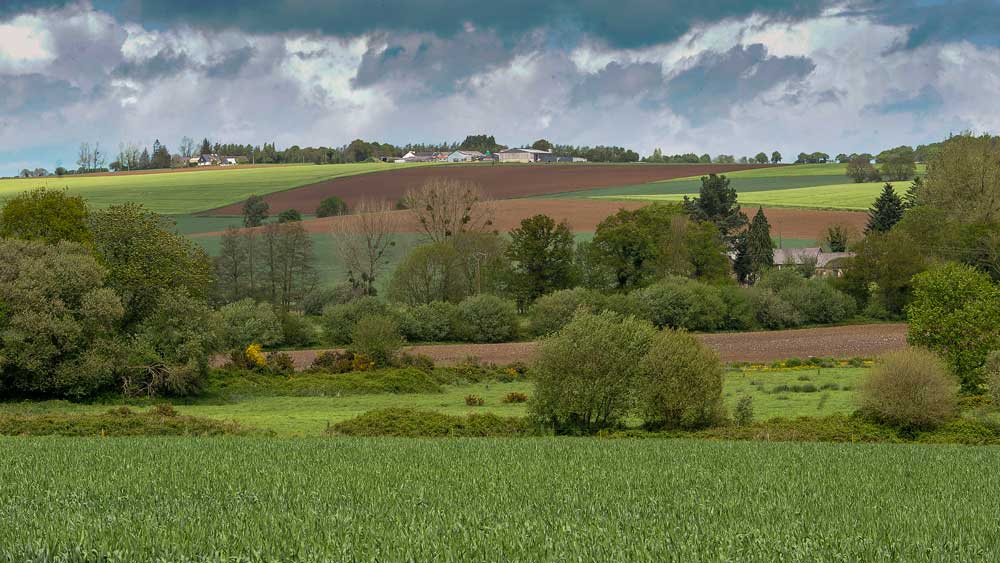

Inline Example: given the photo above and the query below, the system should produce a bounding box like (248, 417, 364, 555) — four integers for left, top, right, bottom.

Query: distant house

(773, 247, 854, 277)
(221, 156, 239, 166)
(447, 150, 484, 162)
(197, 154, 220, 166)
(498, 148, 553, 163)
(399, 151, 443, 163)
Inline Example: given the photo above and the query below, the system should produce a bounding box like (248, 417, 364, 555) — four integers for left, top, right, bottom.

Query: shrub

(218, 299, 283, 350)
(266, 352, 296, 374)
(278, 310, 317, 347)
(780, 280, 857, 324)
(637, 329, 725, 430)
(747, 288, 803, 329)
(277, 208, 302, 223)
(452, 294, 519, 343)
(528, 288, 605, 336)
(321, 297, 392, 345)
(208, 368, 440, 396)
(503, 391, 529, 403)
(531, 310, 657, 433)
(465, 394, 485, 406)
(986, 352, 1000, 407)
(717, 286, 756, 330)
(301, 284, 362, 316)
(245, 343, 267, 368)
(315, 196, 348, 218)
(349, 315, 405, 367)
(397, 353, 435, 372)
(907, 262, 1000, 391)
(602, 292, 640, 317)
(401, 301, 456, 342)
(635, 278, 726, 331)
(0, 407, 257, 437)
(756, 268, 806, 293)
(734, 395, 754, 426)
(860, 348, 959, 429)
(329, 408, 530, 437)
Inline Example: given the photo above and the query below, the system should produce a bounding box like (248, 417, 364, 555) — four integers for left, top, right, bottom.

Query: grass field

(2, 437, 999, 560)
(0, 367, 864, 436)
(0, 162, 422, 214)
(597, 181, 908, 211)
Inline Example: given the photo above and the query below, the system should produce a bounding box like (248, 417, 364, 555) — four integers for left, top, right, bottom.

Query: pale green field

(598, 181, 909, 210)
(0, 162, 424, 214)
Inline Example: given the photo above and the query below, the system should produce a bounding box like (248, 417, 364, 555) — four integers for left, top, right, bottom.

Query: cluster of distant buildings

(393, 148, 587, 164)
(188, 154, 249, 167)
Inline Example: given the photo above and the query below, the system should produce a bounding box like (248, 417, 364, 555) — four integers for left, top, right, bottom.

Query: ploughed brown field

(248, 324, 908, 370)
(193, 199, 867, 241)
(205, 163, 772, 215)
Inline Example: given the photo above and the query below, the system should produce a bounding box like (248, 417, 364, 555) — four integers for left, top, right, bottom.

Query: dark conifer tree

(866, 183, 904, 234)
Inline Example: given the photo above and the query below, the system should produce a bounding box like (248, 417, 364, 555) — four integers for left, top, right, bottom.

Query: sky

(1, 0, 999, 175)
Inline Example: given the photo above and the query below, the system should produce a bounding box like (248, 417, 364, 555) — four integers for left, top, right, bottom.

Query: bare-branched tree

(332, 198, 400, 295)
(403, 178, 495, 243)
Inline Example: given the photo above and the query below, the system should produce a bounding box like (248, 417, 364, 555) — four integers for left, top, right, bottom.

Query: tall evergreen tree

(866, 183, 904, 234)
(200, 138, 212, 155)
(683, 174, 747, 244)
(735, 207, 773, 284)
(902, 176, 923, 209)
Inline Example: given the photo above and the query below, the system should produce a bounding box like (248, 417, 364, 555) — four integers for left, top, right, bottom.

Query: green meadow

(0, 367, 865, 436)
(0, 162, 423, 214)
(602, 181, 909, 211)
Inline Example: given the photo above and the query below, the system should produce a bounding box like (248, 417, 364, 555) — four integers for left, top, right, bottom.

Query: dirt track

(193, 200, 866, 241)
(264, 324, 907, 370)
(205, 163, 770, 215)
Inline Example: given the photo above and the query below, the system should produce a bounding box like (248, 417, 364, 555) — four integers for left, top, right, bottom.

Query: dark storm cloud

(0, 73, 81, 114)
(113, 48, 190, 81)
(662, 44, 815, 124)
(117, 0, 827, 49)
(849, 0, 1000, 50)
(0, 0, 74, 17)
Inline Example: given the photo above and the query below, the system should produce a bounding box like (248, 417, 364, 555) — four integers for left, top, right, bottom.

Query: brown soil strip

(192, 200, 866, 241)
(241, 324, 907, 371)
(204, 163, 771, 215)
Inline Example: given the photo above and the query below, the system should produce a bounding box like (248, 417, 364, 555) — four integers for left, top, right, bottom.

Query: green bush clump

(733, 395, 754, 426)
(400, 301, 456, 342)
(208, 368, 441, 396)
(278, 310, 317, 347)
(301, 284, 362, 316)
(0, 407, 259, 437)
(637, 329, 725, 430)
(780, 280, 857, 324)
(987, 352, 1000, 407)
(528, 288, 605, 336)
(349, 315, 405, 367)
(747, 288, 803, 329)
(218, 299, 283, 350)
(532, 310, 656, 433)
(329, 408, 530, 437)
(717, 286, 756, 330)
(860, 348, 959, 430)
(635, 277, 726, 331)
(452, 294, 519, 343)
(320, 297, 392, 345)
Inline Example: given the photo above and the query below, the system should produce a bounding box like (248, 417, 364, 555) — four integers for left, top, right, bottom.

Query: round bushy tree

(528, 288, 605, 336)
(860, 348, 958, 429)
(531, 310, 657, 433)
(400, 301, 456, 342)
(316, 196, 348, 218)
(638, 329, 725, 429)
(636, 277, 726, 331)
(218, 298, 283, 350)
(321, 297, 393, 345)
(350, 315, 405, 366)
(452, 295, 518, 343)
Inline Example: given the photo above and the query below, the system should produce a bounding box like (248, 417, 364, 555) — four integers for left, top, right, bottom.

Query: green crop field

(2, 437, 999, 560)
(0, 162, 422, 214)
(598, 181, 908, 211)
(0, 367, 864, 436)
(546, 163, 926, 205)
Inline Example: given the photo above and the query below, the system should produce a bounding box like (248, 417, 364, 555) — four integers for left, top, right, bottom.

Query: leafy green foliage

(635, 277, 727, 331)
(683, 173, 747, 243)
(277, 208, 302, 223)
(330, 408, 529, 437)
(315, 196, 348, 217)
(218, 299, 282, 350)
(506, 214, 576, 306)
(398, 301, 456, 342)
(531, 311, 656, 433)
(860, 348, 958, 429)
(209, 368, 441, 396)
(88, 203, 212, 326)
(907, 262, 1000, 390)
(0, 407, 256, 437)
(528, 288, 606, 336)
(735, 207, 773, 283)
(638, 330, 725, 430)
(452, 294, 518, 343)
(242, 194, 269, 227)
(0, 187, 91, 244)
(320, 297, 392, 345)
(349, 315, 405, 367)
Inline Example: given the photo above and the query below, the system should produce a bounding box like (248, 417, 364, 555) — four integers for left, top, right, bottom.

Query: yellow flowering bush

(245, 343, 267, 368)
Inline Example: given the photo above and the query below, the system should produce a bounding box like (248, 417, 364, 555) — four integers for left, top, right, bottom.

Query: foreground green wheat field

(0, 162, 420, 214)
(1, 437, 998, 561)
